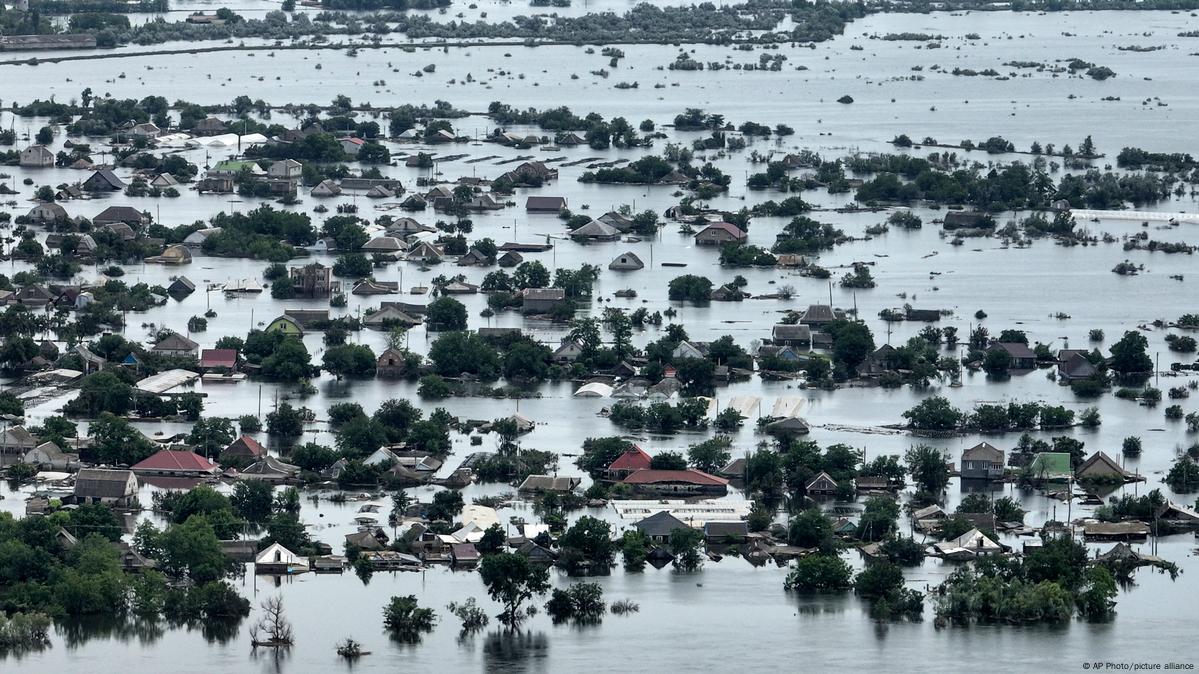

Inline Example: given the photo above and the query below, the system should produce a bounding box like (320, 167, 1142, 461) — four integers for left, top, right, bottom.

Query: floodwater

(2, 8, 1199, 672)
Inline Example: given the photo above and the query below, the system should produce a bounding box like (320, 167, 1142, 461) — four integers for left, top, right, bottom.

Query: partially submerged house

(621, 469, 728, 496)
(960, 442, 1005, 480)
(255, 542, 308, 574)
(131, 450, 220, 478)
(73, 468, 138, 506)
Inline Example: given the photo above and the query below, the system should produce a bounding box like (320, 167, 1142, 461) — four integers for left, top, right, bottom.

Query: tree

(426, 489, 464, 522)
(1109, 330, 1153, 380)
(621, 530, 649, 571)
(649, 451, 687, 470)
(479, 552, 551, 626)
(88, 412, 156, 465)
(557, 516, 615, 573)
(788, 509, 833, 549)
(266, 403, 304, 438)
(332, 253, 372, 278)
(322, 344, 376, 378)
(478, 524, 505, 555)
(667, 275, 713, 303)
(250, 595, 294, 646)
(669, 527, 704, 572)
(826, 320, 875, 373)
(190, 417, 236, 458)
(902, 396, 963, 431)
(784, 553, 853, 592)
(856, 496, 900, 542)
(544, 582, 605, 623)
(155, 515, 228, 583)
(904, 445, 949, 495)
(231, 481, 273, 524)
(426, 296, 467, 331)
(983, 349, 1011, 378)
(687, 436, 732, 474)
(382, 595, 436, 641)
(513, 261, 550, 289)
(854, 560, 905, 600)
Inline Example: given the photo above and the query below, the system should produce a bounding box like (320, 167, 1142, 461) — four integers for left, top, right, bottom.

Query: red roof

(608, 446, 652, 472)
(697, 222, 746, 239)
(132, 450, 218, 473)
(200, 348, 237, 368)
(224, 434, 265, 458)
(621, 469, 728, 486)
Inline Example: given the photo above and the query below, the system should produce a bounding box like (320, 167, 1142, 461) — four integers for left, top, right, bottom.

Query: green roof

(213, 160, 258, 171)
(1028, 452, 1071, 479)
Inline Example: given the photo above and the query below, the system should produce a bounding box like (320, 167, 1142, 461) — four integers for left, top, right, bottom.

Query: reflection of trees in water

(249, 640, 291, 673)
(482, 630, 549, 671)
(57, 615, 165, 649)
(55, 614, 245, 649)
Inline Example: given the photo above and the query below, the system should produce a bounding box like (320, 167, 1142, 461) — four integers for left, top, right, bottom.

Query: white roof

(574, 382, 614, 398)
(609, 499, 752, 524)
(460, 504, 499, 531)
(136, 369, 199, 394)
(770, 396, 806, 418)
(191, 132, 268, 148)
(255, 542, 307, 567)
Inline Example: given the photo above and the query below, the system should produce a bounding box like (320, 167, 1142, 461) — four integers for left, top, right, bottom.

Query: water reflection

(249, 643, 291, 674)
(482, 629, 549, 673)
(57, 614, 165, 648)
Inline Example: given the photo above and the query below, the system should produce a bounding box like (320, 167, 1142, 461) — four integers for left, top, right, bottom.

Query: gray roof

(74, 468, 136, 499)
(635, 511, 691, 537)
(772, 324, 811, 341)
(962, 442, 1004, 463)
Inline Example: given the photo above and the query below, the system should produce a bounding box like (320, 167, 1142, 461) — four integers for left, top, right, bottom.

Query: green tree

(231, 481, 274, 524)
(784, 553, 853, 592)
(904, 445, 949, 495)
(426, 296, 467, 331)
(788, 508, 834, 549)
(687, 436, 732, 474)
(479, 552, 551, 626)
(669, 527, 704, 572)
(1109, 330, 1153, 380)
(382, 595, 437, 641)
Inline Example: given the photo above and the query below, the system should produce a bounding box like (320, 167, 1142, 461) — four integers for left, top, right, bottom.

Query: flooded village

(4, 0, 1199, 671)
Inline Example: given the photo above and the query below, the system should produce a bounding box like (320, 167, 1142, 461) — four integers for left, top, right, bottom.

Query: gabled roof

(635, 510, 691, 537)
(622, 469, 728, 487)
(962, 442, 1004, 463)
(200, 348, 237, 369)
(74, 468, 136, 498)
(1076, 451, 1129, 478)
(805, 471, 838, 490)
(223, 434, 265, 458)
(608, 446, 652, 472)
(132, 450, 219, 473)
(695, 221, 746, 240)
(991, 342, 1036, 360)
(153, 331, 198, 352)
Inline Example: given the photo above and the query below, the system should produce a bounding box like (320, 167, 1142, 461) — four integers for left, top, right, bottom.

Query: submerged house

(621, 469, 728, 496)
(1027, 452, 1072, 482)
(131, 450, 220, 478)
(960, 442, 1005, 480)
(634, 511, 692, 544)
(73, 468, 138, 506)
(255, 542, 308, 574)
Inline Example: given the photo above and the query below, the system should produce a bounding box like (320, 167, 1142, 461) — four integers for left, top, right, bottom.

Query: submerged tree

(479, 553, 551, 627)
(250, 595, 294, 647)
